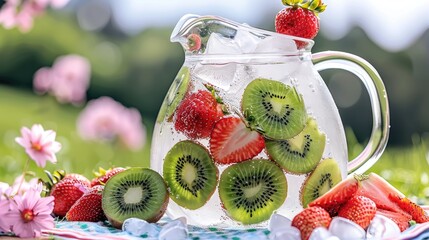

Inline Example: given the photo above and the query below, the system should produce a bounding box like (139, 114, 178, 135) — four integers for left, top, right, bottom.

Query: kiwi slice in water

(300, 158, 342, 207)
(219, 159, 287, 225)
(266, 117, 326, 174)
(102, 167, 169, 229)
(163, 140, 218, 210)
(156, 67, 191, 123)
(241, 78, 307, 140)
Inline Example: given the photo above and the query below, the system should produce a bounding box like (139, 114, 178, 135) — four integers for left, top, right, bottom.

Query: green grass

(1, 85, 429, 204)
(0, 85, 152, 184)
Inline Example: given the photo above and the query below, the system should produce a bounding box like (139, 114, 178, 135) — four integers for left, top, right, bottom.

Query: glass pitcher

(150, 14, 389, 228)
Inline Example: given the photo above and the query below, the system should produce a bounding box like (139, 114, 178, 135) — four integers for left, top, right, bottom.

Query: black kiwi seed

(266, 117, 326, 174)
(300, 158, 342, 208)
(163, 140, 218, 210)
(241, 78, 307, 140)
(102, 167, 169, 229)
(219, 159, 287, 225)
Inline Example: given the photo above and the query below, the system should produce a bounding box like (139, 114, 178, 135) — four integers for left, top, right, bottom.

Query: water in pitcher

(151, 17, 348, 228)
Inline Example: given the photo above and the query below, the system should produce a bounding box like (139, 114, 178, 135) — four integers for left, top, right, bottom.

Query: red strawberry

(90, 167, 126, 187)
(291, 206, 331, 240)
(338, 195, 376, 229)
(187, 33, 202, 52)
(275, 0, 326, 48)
(309, 174, 359, 216)
(209, 117, 265, 164)
(66, 185, 106, 222)
(50, 174, 90, 217)
(388, 194, 429, 223)
(174, 90, 224, 139)
(377, 209, 413, 232)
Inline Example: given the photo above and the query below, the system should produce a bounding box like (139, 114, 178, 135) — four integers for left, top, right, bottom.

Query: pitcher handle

(312, 51, 390, 175)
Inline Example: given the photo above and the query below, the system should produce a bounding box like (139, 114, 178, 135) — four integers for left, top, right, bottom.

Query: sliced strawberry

(338, 195, 376, 229)
(209, 117, 265, 164)
(174, 90, 224, 139)
(309, 174, 359, 216)
(389, 194, 429, 223)
(66, 185, 106, 222)
(291, 206, 331, 240)
(377, 209, 413, 232)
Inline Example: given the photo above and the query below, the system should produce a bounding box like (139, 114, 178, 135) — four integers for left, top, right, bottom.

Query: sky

(103, 0, 429, 52)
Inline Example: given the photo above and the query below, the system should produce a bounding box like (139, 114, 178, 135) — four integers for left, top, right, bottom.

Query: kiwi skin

(102, 168, 169, 229)
(300, 158, 342, 208)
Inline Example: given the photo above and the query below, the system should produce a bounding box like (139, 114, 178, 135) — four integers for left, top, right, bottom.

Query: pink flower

(33, 54, 91, 105)
(77, 97, 146, 151)
(0, 0, 69, 32)
(118, 108, 146, 151)
(0, 197, 11, 232)
(15, 124, 62, 168)
(0, 0, 47, 33)
(7, 183, 54, 238)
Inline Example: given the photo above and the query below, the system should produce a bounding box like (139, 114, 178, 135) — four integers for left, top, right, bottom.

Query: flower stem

(15, 158, 30, 195)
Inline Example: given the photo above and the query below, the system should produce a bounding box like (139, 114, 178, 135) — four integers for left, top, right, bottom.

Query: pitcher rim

(171, 14, 315, 55)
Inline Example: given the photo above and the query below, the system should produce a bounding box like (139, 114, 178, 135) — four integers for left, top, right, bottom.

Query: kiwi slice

(163, 140, 218, 210)
(266, 117, 326, 174)
(156, 67, 191, 123)
(241, 78, 307, 140)
(219, 159, 287, 225)
(300, 158, 342, 208)
(102, 167, 169, 229)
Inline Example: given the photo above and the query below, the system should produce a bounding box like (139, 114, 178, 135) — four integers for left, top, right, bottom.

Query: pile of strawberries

(291, 173, 429, 240)
(44, 167, 125, 221)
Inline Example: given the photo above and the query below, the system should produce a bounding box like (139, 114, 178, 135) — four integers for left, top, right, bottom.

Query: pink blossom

(77, 97, 146, 151)
(0, 0, 69, 32)
(33, 67, 52, 94)
(0, 0, 47, 33)
(7, 183, 54, 238)
(33, 54, 91, 105)
(118, 108, 146, 151)
(15, 124, 62, 168)
(6, 176, 40, 197)
(0, 197, 11, 232)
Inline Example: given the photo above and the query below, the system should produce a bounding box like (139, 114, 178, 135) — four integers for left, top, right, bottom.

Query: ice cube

(255, 35, 297, 53)
(193, 62, 236, 91)
(329, 217, 366, 240)
(233, 26, 261, 54)
(366, 214, 400, 239)
(158, 217, 188, 240)
(122, 218, 159, 238)
(269, 213, 292, 231)
(309, 227, 340, 240)
(269, 226, 301, 240)
(205, 33, 241, 55)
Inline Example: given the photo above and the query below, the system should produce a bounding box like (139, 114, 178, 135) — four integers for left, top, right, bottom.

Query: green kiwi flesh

(102, 167, 169, 229)
(156, 67, 191, 123)
(300, 158, 342, 208)
(241, 78, 307, 140)
(163, 140, 218, 210)
(266, 117, 326, 174)
(219, 159, 287, 225)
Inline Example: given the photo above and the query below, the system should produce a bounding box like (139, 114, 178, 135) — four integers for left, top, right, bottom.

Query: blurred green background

(1, 0, 429, 202)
